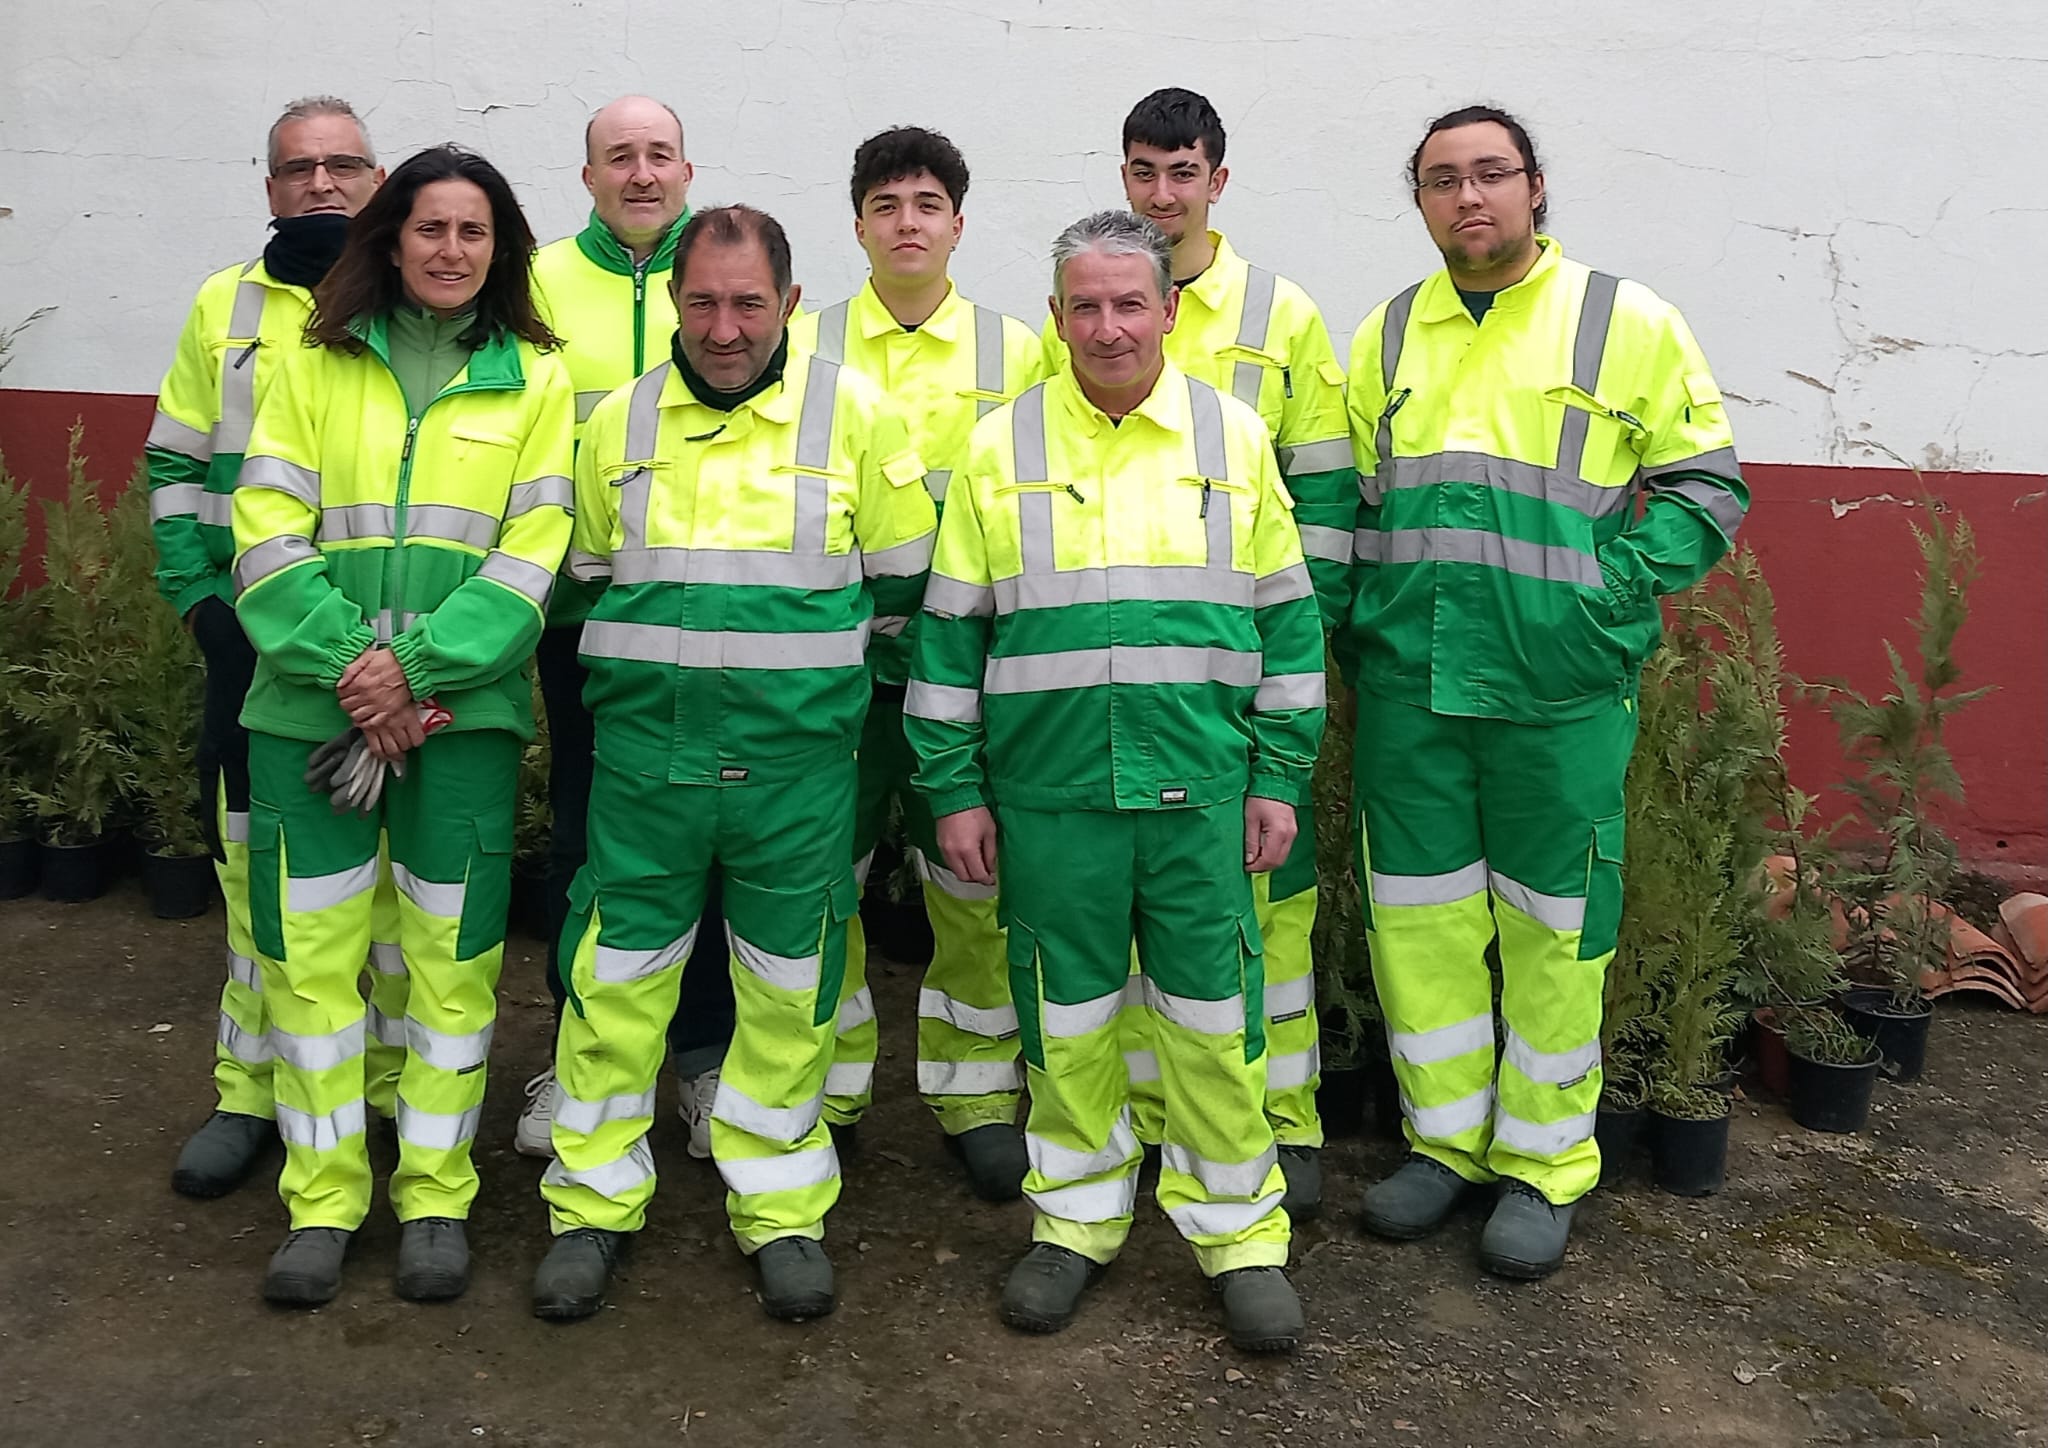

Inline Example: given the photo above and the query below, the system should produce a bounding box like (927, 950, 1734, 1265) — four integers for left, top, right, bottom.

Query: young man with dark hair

(790, 126, 1045, 1201)
(1047, 88, 1354, 1221)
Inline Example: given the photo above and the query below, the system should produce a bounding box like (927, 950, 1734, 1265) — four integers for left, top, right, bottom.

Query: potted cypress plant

(0, 453, 44, 899)
(1781, 1002, 1882, 1133)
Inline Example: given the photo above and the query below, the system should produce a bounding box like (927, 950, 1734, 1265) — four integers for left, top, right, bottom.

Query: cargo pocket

(1238, 906, 1268, 1065)
(455, 798, 516, 964)
(1578, 812, 1627, 961)
(1005, 919, 1046, 1071)
(814, 874, 860, 1028)
(247, 803, 286, 962)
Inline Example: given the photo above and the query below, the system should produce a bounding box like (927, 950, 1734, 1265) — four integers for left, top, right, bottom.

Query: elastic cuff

(928, 787, 991, 819)
(1248, 776, 1306, 807)
(171, 576, 223, 618)
(317, 622, 379, 689)
(387, 629, 436, 698)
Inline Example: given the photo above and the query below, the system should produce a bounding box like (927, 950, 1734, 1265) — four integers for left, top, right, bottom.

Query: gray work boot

(755, 1237, 835, 1321)
(1479, 1180, 1577, 1279)
(172, 1111, 275, 1198)
(532, 1228, 630, 1321)
(262, 1227, 351, 1307)
(1000, 1243, 1105, 1334)
(1278, 1145, 1323, 1222)
(945, 1123, 1029, 1202)
(1213, 1266, 1305, 1353)
(395, 1217, 469, 1302)
(1359, 1155, 1476, 1241)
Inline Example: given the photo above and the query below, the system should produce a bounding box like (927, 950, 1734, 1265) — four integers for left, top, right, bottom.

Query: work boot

(829, 1119, 860, 1163)
(262, 1227, 351, 1307)
(395, 1217, 469, 1301)
(513, 1070, 556, 1159)
(1278, 1145, 1323, 1222)
(754, 1237, 835, 1321)
(1213, 1266, 1304, 1353)
(1000, 1243, 1104, 1334)
(1359, 1155, 1475, 1241)
(676, 1065, 720, 1161)
(944, 1123, 1029, 1202)
(1479, 1180, 1577, 1279)
(532, 1228, 630, 1321)
(171, 1111, 275, 1198)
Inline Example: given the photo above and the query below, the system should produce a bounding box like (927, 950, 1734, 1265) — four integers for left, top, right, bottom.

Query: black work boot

(532, 1228, 630, 1321)
(263, 1227, 351, 1307)
(1213, 1266, 1304, 1353)
(395, 1217, 470, 1301)
(172, 1111, 275, 1198)
(945, 1123, 1029, 1202)
(1000, 1243, 1104, 1334)
(754, 1237, 835, 1321)
(1358, 1155, 1476, 1241)
(1278, 1145, 1323, 1222)
(1479, 1180, 1577, 1279)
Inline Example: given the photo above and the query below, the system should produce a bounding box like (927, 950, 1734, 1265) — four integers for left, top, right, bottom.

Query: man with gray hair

(147, 96, 391, 1198)
(904, 210, 1325, 1352)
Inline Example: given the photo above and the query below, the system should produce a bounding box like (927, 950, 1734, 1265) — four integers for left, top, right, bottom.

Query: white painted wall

(2, 0, 2043, 470)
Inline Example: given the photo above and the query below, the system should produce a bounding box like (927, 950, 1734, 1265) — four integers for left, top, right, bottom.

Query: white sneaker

(515, 1069, 557, 1159)
(676, 1066, 718, 1160)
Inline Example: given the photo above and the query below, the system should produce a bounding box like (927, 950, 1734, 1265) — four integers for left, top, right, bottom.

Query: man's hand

(936, 806, 999, 887)
(360, 712, 425, 762)
(1244, 796, 1297, 874)
(338, 647, 415, 727)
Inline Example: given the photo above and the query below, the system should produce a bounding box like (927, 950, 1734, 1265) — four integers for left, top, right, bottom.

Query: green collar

(354, 311, 528, 389)
(573, 206, 693, 276)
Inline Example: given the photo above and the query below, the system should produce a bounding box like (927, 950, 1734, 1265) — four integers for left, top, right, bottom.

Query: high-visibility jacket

(906, 362, 1326, 818)
(568, 353, 935, 785)
(533, 209, 692, 434)
(1043, 231, 1355, 626)
(146, 258, 314, 616)
(232, 318, 575, 741)
(1344, 238, 1748, 724)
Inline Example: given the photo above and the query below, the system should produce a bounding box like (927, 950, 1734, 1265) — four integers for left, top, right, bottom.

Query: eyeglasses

(273, 154, 373, 182)
(1417, 166, 1528, 196)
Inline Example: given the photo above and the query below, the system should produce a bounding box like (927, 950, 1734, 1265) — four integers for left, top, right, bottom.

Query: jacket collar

(1415, 235, 1565, 323)
(572, 207, 694, 277)
(353, 311, 528, 389)
(1180, 231, 1248, 313)
(849, 278, 967, 341)
(1050, 357, 1192, 435)
(657, 349, 804, 426)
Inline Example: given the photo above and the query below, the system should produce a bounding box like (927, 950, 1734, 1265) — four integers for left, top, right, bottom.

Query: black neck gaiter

(264, 213, 353, 288)
(671, 328, 790, 412)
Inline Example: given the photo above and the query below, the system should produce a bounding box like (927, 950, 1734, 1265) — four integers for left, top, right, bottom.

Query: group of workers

(144, 84, 1746, 1354)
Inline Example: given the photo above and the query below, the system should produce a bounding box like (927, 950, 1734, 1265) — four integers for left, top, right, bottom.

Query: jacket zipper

(633, 261, 649, 373)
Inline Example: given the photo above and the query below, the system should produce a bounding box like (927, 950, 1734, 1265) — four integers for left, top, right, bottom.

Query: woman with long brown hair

(230, 144, 572, 1307)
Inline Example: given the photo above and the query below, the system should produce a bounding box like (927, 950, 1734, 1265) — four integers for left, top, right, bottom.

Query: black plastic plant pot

(144, 851, 216, 920)
(861, 890, 934, 967)
(1595, 1106, 1649, 1186)
(1648, 1109, 1730, 1197)
(1314, 1066, 1367, 1138)
(1840, 988, 1933, 1083)
(0, 836, 37, 901)
(39, 837, 106, 903)
(1785, 1044, 1881, 1134)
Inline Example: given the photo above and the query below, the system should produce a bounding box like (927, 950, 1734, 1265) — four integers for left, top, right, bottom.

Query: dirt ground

(4, 886, 2045, 1448)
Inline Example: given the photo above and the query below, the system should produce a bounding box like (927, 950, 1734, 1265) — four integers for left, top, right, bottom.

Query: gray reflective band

(199, 491, 233, 527)
(1252, 562, 1313, 608)
(1652, 474, 1746, 539)
(575, 390, 608, 423)
(1017, 490, 1054, 577)
(1254, 671, 1325, 711)
(984, 645, 1260, 694)
(1380, 282, 1424, 392)
(1232, 265, 1277, 408)
(566, 548, 612, 582)
(1380, 450, 1633, 519)
(862, 533, 934, 578)
(904, 679, 981, 723)
(1555, 271, 1620, 482)
(507, 474, 572, 517)
(922, 573, 995, 617)
(239, 455, 322, 507)
(407, 503, 501, 550)
(1010, 385, 1049, 483)
(320, 503, 394, 541)
(1278, 437, 1353, 476)
(794, 354, 839, 474)
(609, 547, 861, 589)
(973, 305, 1005, 417)
(581, 620, 866, 670)
(476, 551, 555, 606)
(1297, 524, 1353, 563)
(923, 468, 951, 503)
(1644, 449, 1747, 538)
(996, 562, 1252, 614)
(147, 410, 213, 461)
(814, 302, 849, 365)
(234, 534, 316, 593)
(618, 363, 669, 552)
(215, 270, 268, 455)
(1355, 527, 1603, 588)
(1187, 377, 1229, 480)
(150, 483, 202, 523)
(1373, 861, 1489, 907)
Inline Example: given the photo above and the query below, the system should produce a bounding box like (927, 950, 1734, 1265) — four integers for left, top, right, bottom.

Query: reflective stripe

(610, 547, 861, 589)
(217, 1015, 274, 1065)
(1028, 1109, 1139, 1181)
(794, 355, 839, 475)
(712, 1079, 825, 1145)
(616, 364, 669, 553)
(404, 1017, 493, 1073)
(1388, 1013, 1494, 1066)
(1160, 1142, 1278, 1198)
(1142, 979, 1246, 1038)
(147, 409, 214, 460)
(1648, 469, 1747, 539)
(238, 455, 323, 507)
(1265, 1044, 1320, 1089)
(1167, 1190, 1286, 1240)
(863, 532, 935, 579)
(1371, 861, 1489, 908)
(716, 1143, 839, 1196)
(553, 1085, 657, 1136)
(877, 618, 914, 644)
(1263, 973, 1312, 1019)
(973, 305, 1005, 416)
(287, 858, 379, 912)
(1402, 1086, 1495, 1139)
(1490, 870, 1587, 932)
(407, 503, 501, 550)
(396, 1098, 483, 1151)
(234, 534, 317, 593)
(984, 645, 1260, 694)
(1010, 385, 1048, 482)
(574, 390, 608, 424)
(320, 502, 395, 541)
(1231, 267, 1276, 409)
(911, 847, 999, 902)
(1493, 1106, 1597, 1159)
(1380, 282, 1424, 391)
(226, 951, 263, 994)
(198, 490, 234, 527)
(224, 811, 251, 845)
(476, 551, 556, 607)
(1503, 1029, 1602, 1086)
(917, 1059, 1024, 1095)
(1379, 450, 1633, 520)
(835, 986, 877, 1033)
(215, 272, 268, 455)
(1355, 527, 1604, 589)
(566, 548, 612, 582)
(1555, 271, 1620, 482)
(729, 932, 821, 992)
(1028, 1173, 1138, 1224)
(995, 563, 1252, 613)
(369, 941, 405, 977)
(593, 924, 699, 984)
(852, 848, 876, 890)
(393, 863, 465, 921)
(1277, 437, 1353, 476)
(271, 1019, 367, 1072)
(923, 468, 952, 503)
(581, 621, 866, 670)
(366, 1004, 405, 1048)
(813, 302, 850, 364)
(1254, 671, 1324, 712)
(1188, 376, 1229, 480)
(542, 1137, 654, 1199)
(825, 1060, 874, 1098)
(1123, 1049, 1160, 1084)
(922, 572, 994, 618)
(904, 679, 981, 723)
(150, 483, 202, 522)
(917, 987, 1018, 1039)
(1297, 524, 1353, 564)
(507, 474, 572, 518)
(1042, 988, 1124, 1040)
(276, 1098, 366, 1151)
(1252, 562, 1313, 609)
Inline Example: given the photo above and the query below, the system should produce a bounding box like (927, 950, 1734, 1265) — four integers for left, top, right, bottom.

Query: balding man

(521, 96, 735, 1159)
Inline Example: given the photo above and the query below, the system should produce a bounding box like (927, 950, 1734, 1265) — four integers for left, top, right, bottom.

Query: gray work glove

(303, 727, 406, 816)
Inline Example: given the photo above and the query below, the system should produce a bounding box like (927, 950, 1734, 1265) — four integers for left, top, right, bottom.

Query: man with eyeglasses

(1342, 105, 1747, 1278)
(148, 95, 389, 1199)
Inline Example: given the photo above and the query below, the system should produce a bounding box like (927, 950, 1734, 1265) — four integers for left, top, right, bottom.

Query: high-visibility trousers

(543, 757, 856, 1253)
(247, 730, 518, 1229)
(1003, 800, 1289, 1277)
(827, 687, 1022, 1135)
(1119, 811, 1323, 1148)
(1352, 690, 1636, 1205)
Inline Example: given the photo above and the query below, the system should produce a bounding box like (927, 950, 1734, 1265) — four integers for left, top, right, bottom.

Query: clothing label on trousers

(720, 767, 749, 782)
(1160, 787, 1188, 804)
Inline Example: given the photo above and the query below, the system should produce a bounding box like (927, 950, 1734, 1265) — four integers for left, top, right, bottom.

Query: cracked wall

(2, 0, 2045, 471)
